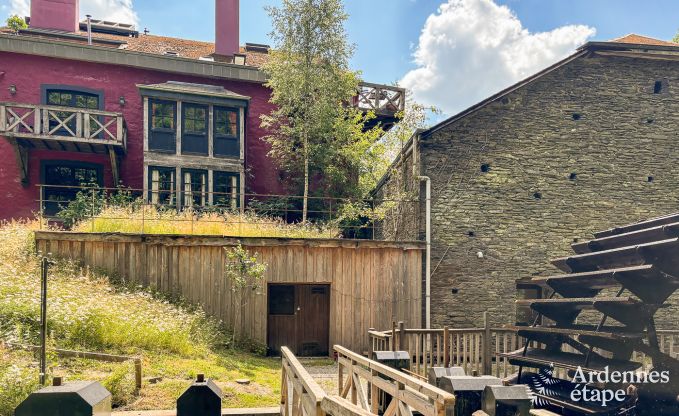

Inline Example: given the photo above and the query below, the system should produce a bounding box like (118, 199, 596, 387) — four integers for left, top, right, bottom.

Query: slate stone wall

(408, 53, 679, 329)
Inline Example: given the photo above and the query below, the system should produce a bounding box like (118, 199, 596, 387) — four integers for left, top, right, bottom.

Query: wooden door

(267, 284, 330, 356)
(296, 284, 330, 356)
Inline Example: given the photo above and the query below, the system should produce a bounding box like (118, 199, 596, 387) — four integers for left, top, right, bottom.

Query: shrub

(5, 15, 27, 33)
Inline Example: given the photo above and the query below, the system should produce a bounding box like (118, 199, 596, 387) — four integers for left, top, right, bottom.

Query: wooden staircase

(507, 214, 679, 415)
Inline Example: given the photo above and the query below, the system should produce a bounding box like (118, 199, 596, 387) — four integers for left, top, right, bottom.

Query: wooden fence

(368, 319, 679, 379)
(35, 231, 423, 353)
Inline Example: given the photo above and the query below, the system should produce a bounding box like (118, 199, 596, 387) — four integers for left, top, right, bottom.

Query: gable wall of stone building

(420, 52, 679, 329)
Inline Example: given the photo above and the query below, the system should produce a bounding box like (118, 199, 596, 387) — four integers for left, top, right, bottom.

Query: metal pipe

(86, 15, 92, 45)
(412, 133, 432, 329)
(39, 257, 48, 385)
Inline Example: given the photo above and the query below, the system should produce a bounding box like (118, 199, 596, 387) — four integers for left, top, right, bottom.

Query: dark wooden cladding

(34, 231, 423, 353)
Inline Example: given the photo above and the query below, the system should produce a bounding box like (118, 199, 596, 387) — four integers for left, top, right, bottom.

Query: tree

(6, 15, 27, 33)
(673, 30, 679, 43)
(223, 244, 267, 347)
(261, 0, 382, 221)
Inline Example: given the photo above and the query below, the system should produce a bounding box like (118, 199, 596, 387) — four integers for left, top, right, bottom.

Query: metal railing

(0, 102, 126, 148)
(36, 184, 421, 241)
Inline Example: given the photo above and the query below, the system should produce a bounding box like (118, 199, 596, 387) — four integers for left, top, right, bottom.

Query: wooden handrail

(0, 102, 123, 117)
(335, 344, 454, 416)
(0, 102, 126, 147)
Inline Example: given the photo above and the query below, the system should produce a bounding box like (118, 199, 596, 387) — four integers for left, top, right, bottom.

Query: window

(148, 166, 176, 206)
(182, 104, 208, 155)
(214, 107, 239, 157)
(151, 101, 176, 130)
(45, 89, 100, 136)
(41, 161, 102, 216)
(183, 105, 207, 134)
(268, 285, 295, 315)
(181, 169, 208, 208)
(148, 100, 177, 153)
(213, 171, 240, 209)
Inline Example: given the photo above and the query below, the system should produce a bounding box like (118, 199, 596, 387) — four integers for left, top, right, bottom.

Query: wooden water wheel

(507, 214, 679, 415)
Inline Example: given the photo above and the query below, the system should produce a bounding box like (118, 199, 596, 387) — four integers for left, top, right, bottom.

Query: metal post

(39, 257, 48, 385)
(91, 187, 95, 232)
(38, 185, 44, 230)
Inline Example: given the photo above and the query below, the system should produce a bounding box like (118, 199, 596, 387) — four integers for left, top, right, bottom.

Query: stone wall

(404, 52, 679, 329)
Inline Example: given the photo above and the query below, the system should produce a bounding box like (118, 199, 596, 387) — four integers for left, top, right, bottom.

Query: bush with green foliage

(5, 15, 27, 33)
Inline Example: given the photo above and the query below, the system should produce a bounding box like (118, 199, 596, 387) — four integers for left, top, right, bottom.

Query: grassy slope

(0, 222, 280, 415)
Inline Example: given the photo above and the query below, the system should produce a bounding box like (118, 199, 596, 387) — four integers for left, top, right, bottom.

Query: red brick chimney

(30, 0, 80, 33)
(215, 0, 239, 56)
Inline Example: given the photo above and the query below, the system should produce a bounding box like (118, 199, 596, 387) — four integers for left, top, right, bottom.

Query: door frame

(266, 282, 331, 356)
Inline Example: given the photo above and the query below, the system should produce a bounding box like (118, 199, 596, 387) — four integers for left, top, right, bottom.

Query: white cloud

(8, 0, 138, 26)
(8, 0, 29, 17)
(400, 0, 595, 116)
(81, 0, 138, 26)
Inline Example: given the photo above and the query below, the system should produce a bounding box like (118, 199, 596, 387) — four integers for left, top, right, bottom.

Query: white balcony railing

(0, 102, 126, 150)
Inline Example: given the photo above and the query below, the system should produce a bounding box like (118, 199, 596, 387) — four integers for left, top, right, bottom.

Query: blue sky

(3, 0, 679, 115)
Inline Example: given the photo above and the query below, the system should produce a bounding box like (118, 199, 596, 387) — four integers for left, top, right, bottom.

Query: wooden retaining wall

(34, 231, 423, 353)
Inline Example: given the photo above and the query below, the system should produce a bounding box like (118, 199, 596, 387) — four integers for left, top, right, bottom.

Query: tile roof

(610, 33, 679, 47)
(0, 27, 270, 68)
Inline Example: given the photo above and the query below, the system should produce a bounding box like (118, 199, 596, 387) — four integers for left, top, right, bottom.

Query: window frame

(40, 160, 104, 216)
(213, 106, 240, 158)
(147, 166, 177, 207)
(148, 99, 178, 153)
(181, 103, 209, 156)
(150, 99, 177, 133)
(180, 168, 209, 209)
(212, 171, 240, 209)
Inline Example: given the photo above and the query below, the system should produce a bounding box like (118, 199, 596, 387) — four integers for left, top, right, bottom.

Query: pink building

(0, 0, 403, 220)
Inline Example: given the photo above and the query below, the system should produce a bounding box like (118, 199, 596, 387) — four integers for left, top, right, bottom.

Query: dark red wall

(0, 52, 284, 220)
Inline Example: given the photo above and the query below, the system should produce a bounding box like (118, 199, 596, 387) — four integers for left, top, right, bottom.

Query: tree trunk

(302, 131, 309, 222)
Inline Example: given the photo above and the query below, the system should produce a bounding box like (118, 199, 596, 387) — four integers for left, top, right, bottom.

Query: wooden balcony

(354, 82, 405, 130)
(0, 102, 127, 153)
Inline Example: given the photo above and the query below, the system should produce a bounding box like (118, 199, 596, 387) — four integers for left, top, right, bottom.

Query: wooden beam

(109, 146, 120, 186)
(8, 138, 29, 186)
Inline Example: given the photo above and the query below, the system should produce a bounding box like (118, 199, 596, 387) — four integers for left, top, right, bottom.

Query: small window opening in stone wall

(480, 163, 490, 173)
(451, 288, 459, 294)
(501, 97, 510, 105)
(654, 81, 663, 94)
(572, 113, 581, 121)
(648, 176, 654, 182)
(533, 192, 542, 200)
(569, 173, 577, 180)
(647, 118, 654, 124)
(467, 231, 475, 237)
